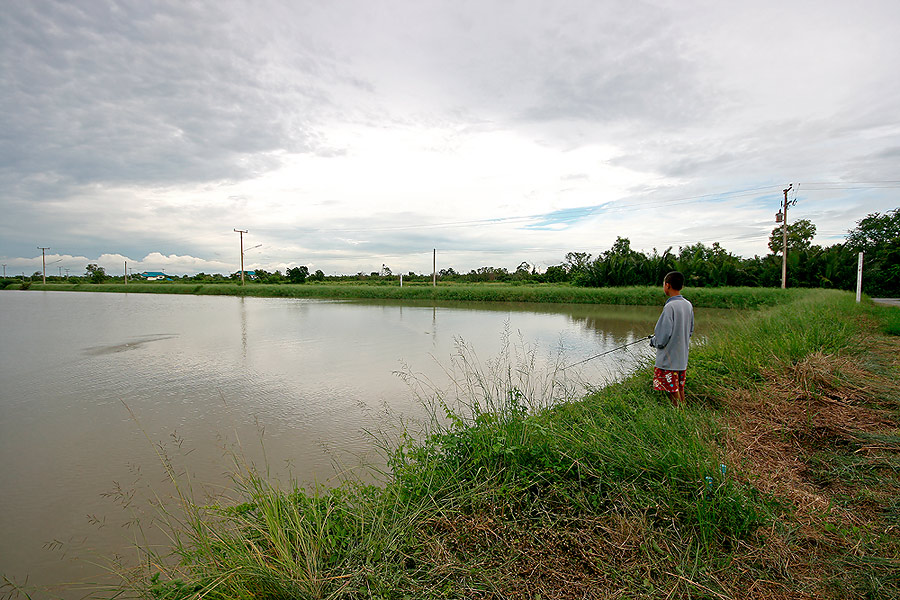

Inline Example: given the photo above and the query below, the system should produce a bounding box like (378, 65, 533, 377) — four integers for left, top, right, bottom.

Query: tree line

(4, 208, 896, 295)
(434, 208, 899, 296)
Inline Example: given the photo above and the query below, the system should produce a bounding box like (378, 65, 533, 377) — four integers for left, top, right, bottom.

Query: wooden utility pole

(38, 247, 49, 284)
(124, 260, 128, 285)
(432, 248, 436, 287)
(234, 229, 248, 285)
(780, 184, 792, 289)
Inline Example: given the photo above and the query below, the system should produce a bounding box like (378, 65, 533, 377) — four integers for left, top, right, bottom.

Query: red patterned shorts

(653, 368, 686, 393)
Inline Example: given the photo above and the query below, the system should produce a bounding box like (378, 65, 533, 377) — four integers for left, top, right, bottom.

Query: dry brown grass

(717, 331, 900, 599)
(416, 507, 740, 600)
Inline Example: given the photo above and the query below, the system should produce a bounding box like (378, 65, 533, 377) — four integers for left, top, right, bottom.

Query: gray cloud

(0, 0, 338, 194)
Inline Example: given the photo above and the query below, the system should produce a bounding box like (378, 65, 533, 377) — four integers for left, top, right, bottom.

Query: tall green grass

(870, 303, 900, 336)
(689, 289, 865, 394)
(12, 282, 802, 309)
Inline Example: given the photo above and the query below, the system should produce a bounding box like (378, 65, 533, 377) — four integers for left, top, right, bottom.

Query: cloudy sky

(2, 0, 898, 278)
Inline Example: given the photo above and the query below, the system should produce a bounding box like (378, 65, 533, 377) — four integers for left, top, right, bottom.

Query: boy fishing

(649, 271, 693, 407)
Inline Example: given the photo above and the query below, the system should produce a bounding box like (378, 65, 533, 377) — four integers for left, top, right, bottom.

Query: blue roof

(142, 271, 168, 277)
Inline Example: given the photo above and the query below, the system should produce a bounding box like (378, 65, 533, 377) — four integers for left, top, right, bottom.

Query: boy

(649, 271, 693, 407)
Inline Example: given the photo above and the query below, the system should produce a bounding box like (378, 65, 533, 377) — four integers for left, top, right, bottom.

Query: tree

(543, 265, 569, 283)
(769, 218, 816, 253)
(311, 269, 325, 282)
(843, 207, 900, 295)
(85, 263, 106, 283)
(513, 261, 534, 281)
(564, 252, 592, 274)
(845, 208, 900, 253)
(286, 266, 309, 283)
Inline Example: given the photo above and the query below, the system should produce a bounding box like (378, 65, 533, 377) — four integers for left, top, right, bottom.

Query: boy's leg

(676, 371, 686, 406)
(668, 391, 680, 407)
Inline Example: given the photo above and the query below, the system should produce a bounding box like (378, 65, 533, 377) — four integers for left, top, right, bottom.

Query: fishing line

(563, 335, 652, 370)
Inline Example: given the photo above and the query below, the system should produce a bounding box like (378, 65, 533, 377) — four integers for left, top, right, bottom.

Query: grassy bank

(3, 289, 896, 599)
(5, 281, 803, 309)
(50, 289, 891, 600)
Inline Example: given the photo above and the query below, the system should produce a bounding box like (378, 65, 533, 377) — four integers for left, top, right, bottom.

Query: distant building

(140, 271, 170, 281)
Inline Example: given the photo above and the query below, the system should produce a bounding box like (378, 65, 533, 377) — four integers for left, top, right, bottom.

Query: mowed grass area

(8, 281, 805, 309)
(9, 289, 887, 600)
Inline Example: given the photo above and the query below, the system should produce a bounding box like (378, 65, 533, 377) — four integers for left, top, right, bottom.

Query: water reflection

(240, 296, 247, 358)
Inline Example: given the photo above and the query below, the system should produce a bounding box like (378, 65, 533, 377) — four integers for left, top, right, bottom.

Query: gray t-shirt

(650, 294, 694, 371)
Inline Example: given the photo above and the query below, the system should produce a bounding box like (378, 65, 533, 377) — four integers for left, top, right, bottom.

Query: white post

(400, 273, 403, 287)
(856, 252, 863, 303)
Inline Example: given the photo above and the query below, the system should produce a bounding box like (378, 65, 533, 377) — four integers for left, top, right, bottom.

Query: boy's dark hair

(664, 271, 685, 291)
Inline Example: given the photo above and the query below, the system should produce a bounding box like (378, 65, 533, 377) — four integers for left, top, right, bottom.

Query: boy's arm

(650, 306, 674, 348)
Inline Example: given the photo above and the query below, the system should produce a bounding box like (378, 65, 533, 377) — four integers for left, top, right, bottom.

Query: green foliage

(846, 207, 900, 253)
(542, 264, 568, 282)
(286, 266, 309, 283)
(769, 218, 817, 253)
(85, 263, 107, 283)
(871, 304, 900, 336)
(677, 242, 741, 287)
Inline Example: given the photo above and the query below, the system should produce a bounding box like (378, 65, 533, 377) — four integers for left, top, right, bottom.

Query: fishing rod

(563, 334, 653, 369)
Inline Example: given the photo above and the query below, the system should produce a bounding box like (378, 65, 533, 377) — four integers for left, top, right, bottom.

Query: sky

(2, 0, 899, 278)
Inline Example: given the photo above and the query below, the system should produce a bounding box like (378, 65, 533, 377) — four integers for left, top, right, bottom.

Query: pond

(0, 290, 727, 597)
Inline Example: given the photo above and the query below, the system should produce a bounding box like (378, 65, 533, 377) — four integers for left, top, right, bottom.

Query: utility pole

(234, 229, 248, 285)
(124, 260, 128, 285)
(65, 268, 70, 278)
(2, 264, 6, 277)
(38, 247, 50, 284)
(432, 248, 436, 287)
(776, 184, 793, 289)
(856, 252, 864, 303)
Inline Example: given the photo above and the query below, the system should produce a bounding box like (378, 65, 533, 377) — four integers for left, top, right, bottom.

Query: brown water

(0, 290, 727, 597)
